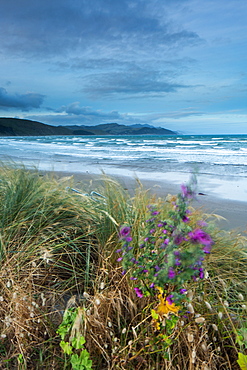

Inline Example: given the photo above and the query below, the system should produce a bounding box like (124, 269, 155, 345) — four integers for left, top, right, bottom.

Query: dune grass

(0, 165, 246, 369)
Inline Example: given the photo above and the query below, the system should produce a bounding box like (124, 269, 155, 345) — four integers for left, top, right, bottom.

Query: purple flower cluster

(168, 268, 176, 279)
(134, 287, 143, 298)
(117, 175, 213, 303)
(181, 184, 195, 199)
(188, 228, 213, 253)
(117, 226, 133, 262)
(119, 226, 131, 237)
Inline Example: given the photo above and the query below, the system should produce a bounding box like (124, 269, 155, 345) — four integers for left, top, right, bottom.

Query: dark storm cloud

(0, 87, 45, 111)
(30, 103, 141, 126)
(57, 102, 121, 120)
(81, 67, 189, 98)
(0, 0, 201, 105)
(0, 0, 201, 58)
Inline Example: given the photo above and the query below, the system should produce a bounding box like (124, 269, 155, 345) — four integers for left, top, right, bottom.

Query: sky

(0, 0, 246, 134)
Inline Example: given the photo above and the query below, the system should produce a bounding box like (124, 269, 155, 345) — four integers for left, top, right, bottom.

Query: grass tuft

(0, 165, 246, 369)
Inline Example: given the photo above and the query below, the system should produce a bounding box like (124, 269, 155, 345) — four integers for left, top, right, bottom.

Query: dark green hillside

(0, 117, 177, 136)
(0, 117, 73, 136)
(65, 122, 176, 135)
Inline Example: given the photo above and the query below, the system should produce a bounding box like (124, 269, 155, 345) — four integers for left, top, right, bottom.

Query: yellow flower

(156, 299, 180, 316)
(155, 287, 180, 317)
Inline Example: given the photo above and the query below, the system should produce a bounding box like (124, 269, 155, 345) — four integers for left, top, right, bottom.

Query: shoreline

(42, 169, 247, 232)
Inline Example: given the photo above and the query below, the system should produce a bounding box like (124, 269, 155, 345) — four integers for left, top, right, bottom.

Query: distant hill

(63, 123, 176, 135)
(0, 117, 177, 136)
(0, 118, 72, 136)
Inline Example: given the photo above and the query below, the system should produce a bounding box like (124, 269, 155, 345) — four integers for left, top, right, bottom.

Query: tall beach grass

(0, 165, 246, 369)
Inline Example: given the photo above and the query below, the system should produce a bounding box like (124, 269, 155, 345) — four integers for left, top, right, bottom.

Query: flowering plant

(117, 175, 213, 315)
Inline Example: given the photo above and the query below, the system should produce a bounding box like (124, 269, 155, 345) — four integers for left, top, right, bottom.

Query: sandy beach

(43, 169, 247, 232)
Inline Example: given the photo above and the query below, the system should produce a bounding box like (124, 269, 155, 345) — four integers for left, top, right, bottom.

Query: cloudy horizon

(0, 0, 246, 134)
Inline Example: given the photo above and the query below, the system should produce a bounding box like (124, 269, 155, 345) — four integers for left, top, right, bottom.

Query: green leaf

(151, 309, 159, 320)
(17, 354, 24, 364)
(60, 341, 73, 355)
(71, 354, 80, 368)
(237, 353, 247, 370)
(236, 334, 244, 347)
(80, 349, 92, 369)
(56, 326, 67, 340)
(71, 351, 92, 369)
(57, 307, 78, 340)
(72, 335, 86, 350)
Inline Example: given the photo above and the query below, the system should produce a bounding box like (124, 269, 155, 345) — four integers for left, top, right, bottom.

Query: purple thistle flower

(144, 237, 149, 242)
(162, 229, 167, 234)
(188, 228, 213, 247)
(146, 217, 155, 223)
(150, 228, 156, 234)
(181, 184, 194, 199)
(166, 295, 174, 305)
(203, 245, 212, 254)
(130, 277, 137, 280)
(182, 216, 190, 223)
(152, 211, 160, 216)
(134, 287, 143, 298)
(154, 265, 161, 272)
(117, 257, 123, 262)
(168, 268, 176, 279)
(180, 289, 187, 294)
(174, 234, 184, 245)
(199, 271, 204, 279)
(119, 226, 131, 238)
(116, 249, 122, 253)
(157, 223, 163, 227)
(125, 236, 133, 242)
(150, 283, 155, 288)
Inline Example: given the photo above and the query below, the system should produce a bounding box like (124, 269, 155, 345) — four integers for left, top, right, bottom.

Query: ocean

(1, 134, 247, 201)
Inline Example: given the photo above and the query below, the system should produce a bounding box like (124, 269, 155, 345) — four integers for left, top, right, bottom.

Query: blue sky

(0, 0, 246, 134)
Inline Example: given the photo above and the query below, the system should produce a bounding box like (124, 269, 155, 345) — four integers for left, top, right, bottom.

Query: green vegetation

(0, 165, 246, 369)
(57, 307, 92, 369)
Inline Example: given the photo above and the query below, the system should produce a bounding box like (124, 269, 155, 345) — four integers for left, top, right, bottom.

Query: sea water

(0, 134, 247, 201)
